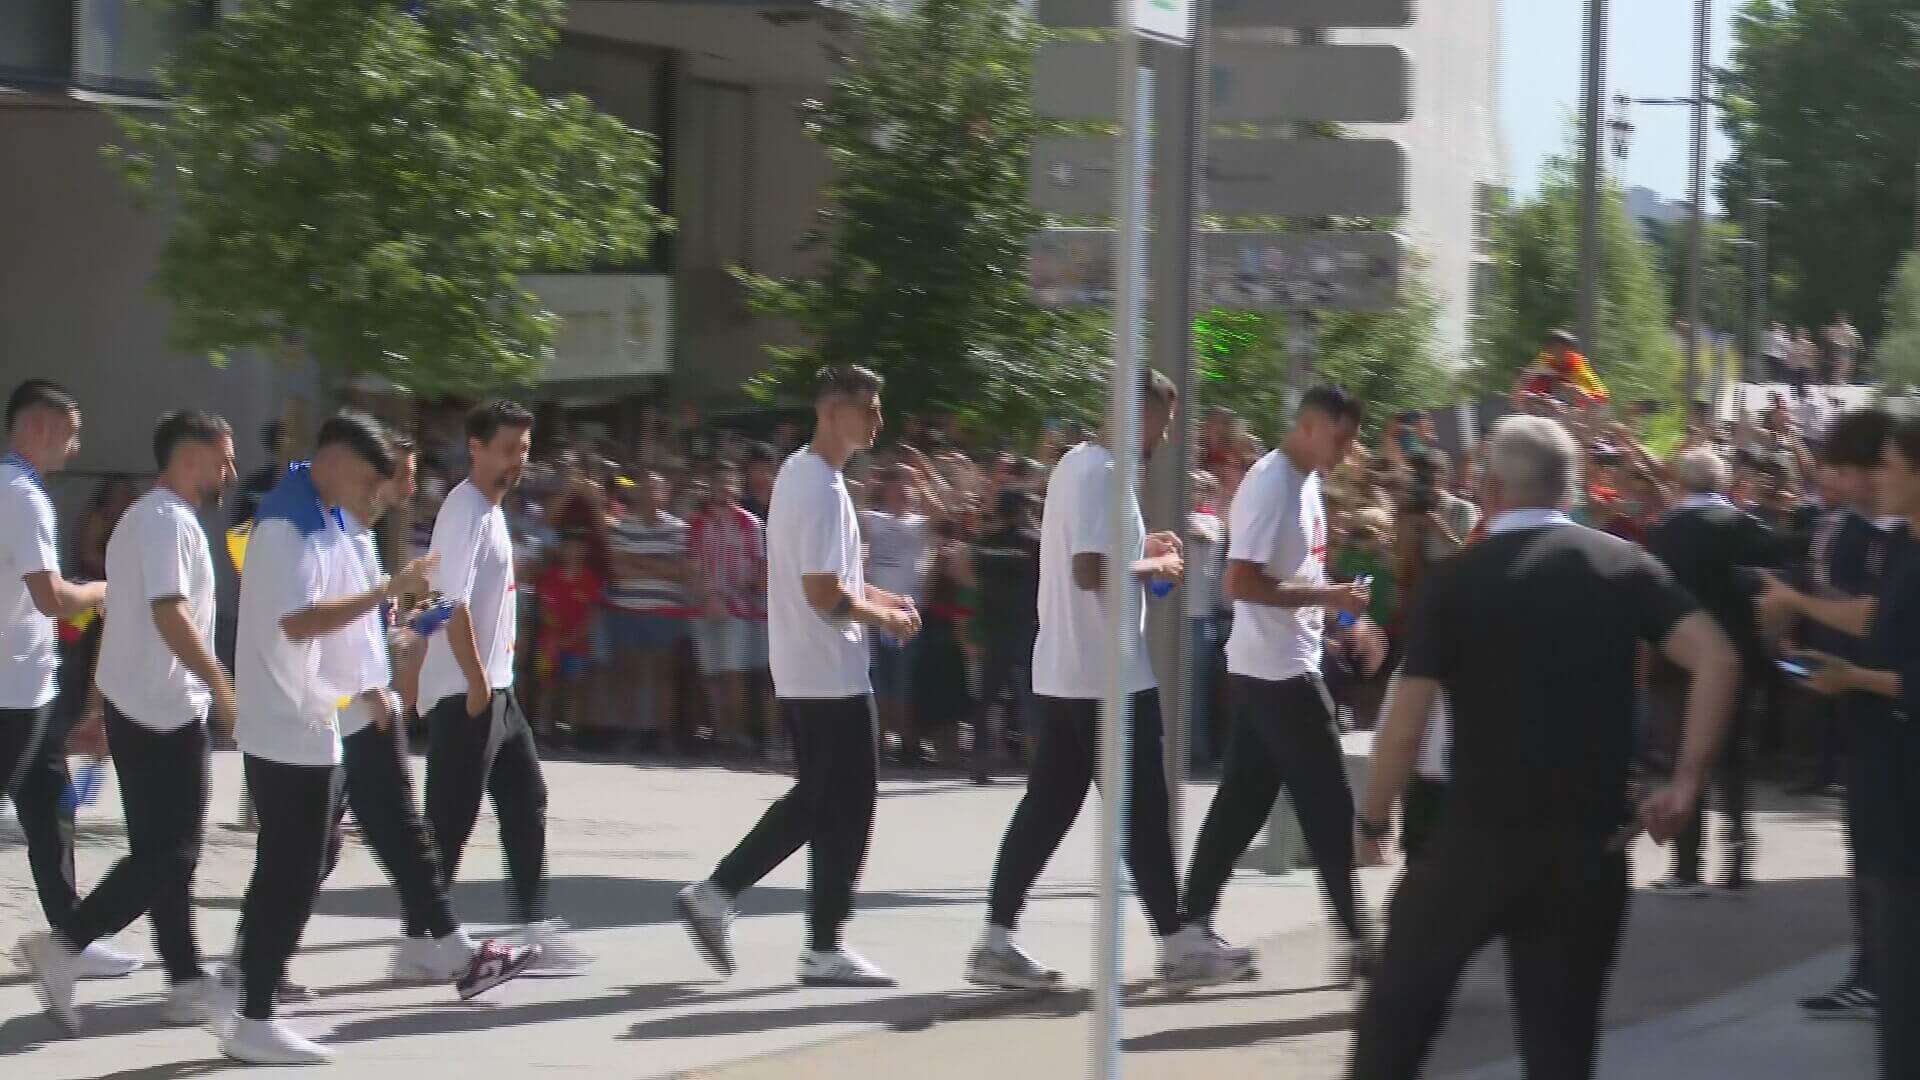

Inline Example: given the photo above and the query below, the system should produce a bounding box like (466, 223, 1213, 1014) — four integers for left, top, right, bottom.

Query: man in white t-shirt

(967, 369, 1249, 993)
(21, 412, 236, 1033)
(205, 413, 436, 1064)
(1182, 385, 1377, 980)
(419, 401, 590, 973)
(0, 380, 139, 988)
(307, 437, 535, 1003)
(677, 365, 922, 988)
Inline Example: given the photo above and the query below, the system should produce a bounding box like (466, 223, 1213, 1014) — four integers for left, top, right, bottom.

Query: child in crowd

(536, 529, 604, 739)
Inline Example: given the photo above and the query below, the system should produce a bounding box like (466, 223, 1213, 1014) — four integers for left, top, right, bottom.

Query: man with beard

(21, 411, 237, 1033)
(419, 401, 590, 971)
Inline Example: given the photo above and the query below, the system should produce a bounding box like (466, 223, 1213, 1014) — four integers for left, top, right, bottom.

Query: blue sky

(1503, 0, 1737, 208)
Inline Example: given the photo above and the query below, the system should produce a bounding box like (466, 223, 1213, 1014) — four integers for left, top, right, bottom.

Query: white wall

(0, 101, 317, 517)
(1344, 0, 1504, 367)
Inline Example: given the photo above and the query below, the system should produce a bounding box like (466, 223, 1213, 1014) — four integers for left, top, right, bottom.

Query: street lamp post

(1684, 0, 1710, 408)
(1578, 0, 1609, 362)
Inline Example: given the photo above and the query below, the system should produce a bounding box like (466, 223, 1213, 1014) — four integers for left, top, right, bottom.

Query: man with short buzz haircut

(1349, 415, 1739, 1080)
(209, 412, 439, 1064)
(677, 364, 921, 988)
(1, 380, 144, 989)
(420, 400, 590, 971)
(965, 368, 1249, 993)
(1181, 384, 1377, 979)
(19, 411, 236, 1033)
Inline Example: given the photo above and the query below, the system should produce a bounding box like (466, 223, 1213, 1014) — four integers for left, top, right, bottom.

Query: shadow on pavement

(322, 980, 787, 1045)
(1122, 1008, 1355, 1052)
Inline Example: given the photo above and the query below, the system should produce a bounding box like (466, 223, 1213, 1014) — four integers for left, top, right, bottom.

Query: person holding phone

(1762, 414, 1920, 1079)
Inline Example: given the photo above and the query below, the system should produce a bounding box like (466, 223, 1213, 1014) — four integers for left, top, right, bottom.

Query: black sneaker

(1799, 982, 1877, 1020)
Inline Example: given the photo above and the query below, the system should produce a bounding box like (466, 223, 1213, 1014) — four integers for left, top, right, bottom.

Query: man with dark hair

(1792, 407, 1897, 1019)
(965, 370, 1248, 992)
(233, 420, 288, 529)
(199, 412, 437, 1062)
(419, 400, 589, 972)
(969, 488, 1041, 784)
(1, 380, 140, 990)
(678, 364, 921, 987)
(21, 411, 236, 1032)
(1181, 384, 1377, 978)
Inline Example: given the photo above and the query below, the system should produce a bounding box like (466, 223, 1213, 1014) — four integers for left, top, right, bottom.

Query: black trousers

(324, 719, 456, 941)
(713, 695, 878, 953)
(1863, 872, 1920, 1080)
(973, 628, 1036, 750)
(1184, 674, 1365, 940)
(1350, 826, 1631, 1080)
(1400, 778, 1448, 863)
(67, 706, 210, 984)
(1670, 710, 1752, 883)
(237, 755, 341, 1021)
(424, 689, 549, 925)
(987, 691, 1181, 937)
(0, 703, 79, 939)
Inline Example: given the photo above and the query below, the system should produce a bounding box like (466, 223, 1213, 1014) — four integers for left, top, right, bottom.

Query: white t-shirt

(766, 449, 869, 699)
(332, 514, 393, 738)
(0, 456, 60, 709)
(234, 514, 351, 767)
(420, 480, 518, 708)
(1031, 442, 1156, 700)
(96, 488, 216, 730)
(860, 509, 931, 601)
(1225, 449, 1329, 682)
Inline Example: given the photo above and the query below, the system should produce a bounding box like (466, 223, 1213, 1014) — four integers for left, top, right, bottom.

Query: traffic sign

(1030, 137, 1121, 217)
(1206, 138, 1408, 217)
(1198, 230, 1404, 311)
(1037, 0, 1410, 30)
(1211, 44, 1410, 125)
(1133, 0, 1193, 43)
(1213, 0, 1412, 29)
(1039, 42, 1409, 125)
(1032, 228, 1405, 311)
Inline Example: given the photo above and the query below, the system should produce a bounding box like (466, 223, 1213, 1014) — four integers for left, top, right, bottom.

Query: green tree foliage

(110, 0, 665, 395)
(1195, 267, 1451, 444)
(1642, 217, 1752, 338)
(1718, 0, 1920, 337)
(739, 0, 1069, 434)
(1876, 250, 1920, 393)
(1474, 147, 1681, 405)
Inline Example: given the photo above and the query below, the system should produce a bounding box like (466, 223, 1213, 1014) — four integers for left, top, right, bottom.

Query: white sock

(442, 929, 477, 959)
(1158, 926, 1198, 959)
(984, 925, 1013, 951)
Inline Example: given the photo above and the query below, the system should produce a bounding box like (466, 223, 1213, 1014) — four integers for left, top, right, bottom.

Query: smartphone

(1334, 576, 1373, 630)
(1776, 657, 1821, 681)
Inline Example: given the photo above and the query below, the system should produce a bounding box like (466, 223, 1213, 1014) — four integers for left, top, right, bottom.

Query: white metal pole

(1093, 32, 1149, 1080)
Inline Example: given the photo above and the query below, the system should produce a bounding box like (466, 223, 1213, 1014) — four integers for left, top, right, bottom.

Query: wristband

(830, 595, 853, 621)
(1356, 816, 1391, 842)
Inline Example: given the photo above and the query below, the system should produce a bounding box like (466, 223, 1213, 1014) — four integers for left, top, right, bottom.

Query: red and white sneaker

(455, 940, 537, 1001)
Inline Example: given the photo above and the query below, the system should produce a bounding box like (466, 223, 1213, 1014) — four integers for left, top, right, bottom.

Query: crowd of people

(4, 323, 1918, 1076)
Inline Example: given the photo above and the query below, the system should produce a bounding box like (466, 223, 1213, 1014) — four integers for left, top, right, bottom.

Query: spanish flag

(1522, 348, 1610, 404)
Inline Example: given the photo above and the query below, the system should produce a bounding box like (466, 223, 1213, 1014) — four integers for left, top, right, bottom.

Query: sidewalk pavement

(0, 752, 1875, 1078)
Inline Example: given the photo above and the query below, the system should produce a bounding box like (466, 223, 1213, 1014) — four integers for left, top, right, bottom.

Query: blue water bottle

(409, 593, 455, 636)
(61, 759, 106, 812)
(1334, 575, 1373, 630)
(1148, 578, 1175, 599)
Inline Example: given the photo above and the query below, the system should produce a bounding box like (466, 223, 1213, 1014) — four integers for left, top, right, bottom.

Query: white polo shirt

(1031, 442, 1156, 700)
(233, 466, 352, 767)
(1225, 449, 1328, 682)
(332, 512, 394, 738)
(96, 487, 216, 730)
(0, 454, 61, 710)
(766, 448, 869, 700)
(420, 479, 517, 708)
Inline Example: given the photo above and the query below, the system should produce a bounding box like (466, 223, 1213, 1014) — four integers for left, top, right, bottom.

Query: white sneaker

(162, 976, 218, 1026)
(965, 939, 1065, 990)
(77, 940, 144, 979)
(799, 946, 897, 988)
(18, 932, 80, 1033)
(389, 935, 461, 984)
(676, 881, 737, 976)
(205, 966, 242, 1040)
(1191, 925, 1257, 970)
(1156, 926, 1253, 993)
(519, 919, 592, 973)
(222, 1017, 333, 1065)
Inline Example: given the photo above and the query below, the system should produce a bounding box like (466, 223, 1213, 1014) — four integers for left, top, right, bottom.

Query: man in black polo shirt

(969, 489, 1040, 784)
(1349, 415, 1740, 1080)
(1644, 447, 1786, 896)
